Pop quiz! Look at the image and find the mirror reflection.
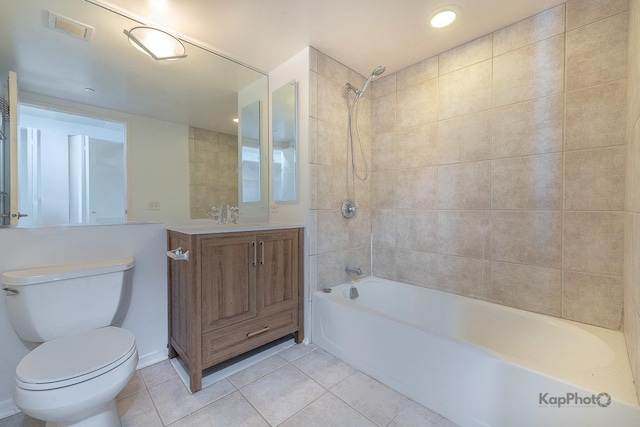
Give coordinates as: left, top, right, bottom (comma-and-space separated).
272, 81, 297, 202
241, 101, 261, 204
18, 105, 126, 225
0, 0, 269, 225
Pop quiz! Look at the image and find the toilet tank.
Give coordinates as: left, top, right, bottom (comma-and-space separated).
1, 257, 135, 343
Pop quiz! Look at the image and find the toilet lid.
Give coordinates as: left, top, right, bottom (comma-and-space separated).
16, 327, 136, 390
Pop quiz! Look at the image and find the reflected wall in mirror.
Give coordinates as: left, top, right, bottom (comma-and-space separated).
272, 81, 297, 202
18, 105, 127, 225
0, 0, 269, 225
189, 127, 238, 219
240, 101, 261, 204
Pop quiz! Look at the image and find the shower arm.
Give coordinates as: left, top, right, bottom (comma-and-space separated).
345, 65, 386, 100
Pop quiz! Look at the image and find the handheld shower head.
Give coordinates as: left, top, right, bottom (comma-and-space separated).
357, 65, 386, 99
372, 65, 386, 76
346, 64, 386, 183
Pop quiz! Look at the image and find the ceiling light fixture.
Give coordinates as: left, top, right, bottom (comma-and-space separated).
124, 26, 187, 61
428, 5, 461, 29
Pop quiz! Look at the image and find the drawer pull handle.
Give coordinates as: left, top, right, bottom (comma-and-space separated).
246, 326, 270, 338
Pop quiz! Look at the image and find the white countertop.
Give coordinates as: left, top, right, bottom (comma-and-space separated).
165, 220, 304, 235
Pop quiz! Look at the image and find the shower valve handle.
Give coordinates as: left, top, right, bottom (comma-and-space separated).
341, 200, 357, 219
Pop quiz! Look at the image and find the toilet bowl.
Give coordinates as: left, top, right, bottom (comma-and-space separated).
2, 257, 138, 427
13, 327, 138, 427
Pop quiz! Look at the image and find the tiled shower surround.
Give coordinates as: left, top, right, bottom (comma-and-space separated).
309, 0, 629, 334
626, 0, 640, 403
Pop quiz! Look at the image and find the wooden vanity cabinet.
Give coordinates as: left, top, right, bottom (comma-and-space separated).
167, 227, 303, 392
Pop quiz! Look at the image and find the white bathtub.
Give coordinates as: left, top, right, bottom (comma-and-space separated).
312, 277, 640, 427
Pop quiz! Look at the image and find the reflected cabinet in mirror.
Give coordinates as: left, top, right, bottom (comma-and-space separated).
272, 81, 297, 203
0, 0, 269, 226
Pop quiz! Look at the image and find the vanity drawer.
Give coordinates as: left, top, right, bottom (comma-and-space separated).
202, 308, 297, 366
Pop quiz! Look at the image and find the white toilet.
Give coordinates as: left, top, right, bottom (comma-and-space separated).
1, 257, 138, 427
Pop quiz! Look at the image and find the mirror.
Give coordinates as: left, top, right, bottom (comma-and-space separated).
0, 0, 269, 225
241, 101, 261, 203
272, 81, 297, 202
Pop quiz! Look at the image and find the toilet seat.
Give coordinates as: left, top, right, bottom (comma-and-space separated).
16, 326, 136, 391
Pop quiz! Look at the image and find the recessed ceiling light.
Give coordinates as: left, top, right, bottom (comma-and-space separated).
233, 118, 239, 123
428, 5, 461, 29
149, 0, 169, 13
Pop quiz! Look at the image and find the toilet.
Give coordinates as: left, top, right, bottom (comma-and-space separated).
1, 257, 138, 427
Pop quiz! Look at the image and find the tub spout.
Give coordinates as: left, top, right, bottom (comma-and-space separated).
345, 265, 362, 276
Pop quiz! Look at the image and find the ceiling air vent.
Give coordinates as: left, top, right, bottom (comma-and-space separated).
47, 11, 94, 41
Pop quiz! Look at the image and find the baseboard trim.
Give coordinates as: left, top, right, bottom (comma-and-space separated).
137, 349, 168, 370
0, 399, 20, 421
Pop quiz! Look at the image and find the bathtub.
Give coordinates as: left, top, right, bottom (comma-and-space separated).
312, 277, 640, 427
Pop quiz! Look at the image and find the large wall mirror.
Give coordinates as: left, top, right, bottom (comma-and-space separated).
0, 0, 269, 226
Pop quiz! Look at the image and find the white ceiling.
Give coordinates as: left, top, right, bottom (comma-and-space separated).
93, 0, 566, 76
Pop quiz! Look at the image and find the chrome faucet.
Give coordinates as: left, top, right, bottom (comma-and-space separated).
206, 205, 240, 224
345, 265, 362, 277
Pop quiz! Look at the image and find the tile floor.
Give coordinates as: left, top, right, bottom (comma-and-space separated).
0, 343, 457, 427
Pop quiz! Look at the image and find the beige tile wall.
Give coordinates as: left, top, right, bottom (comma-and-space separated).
310, 0, 628, 332
309, 49, 372, 293
189, 127, 239, 219
625, 0, 640, 402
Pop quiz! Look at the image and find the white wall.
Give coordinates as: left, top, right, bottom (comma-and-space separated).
127, 116, 189, 222
0, 223, 168, 418
268, 47, 311, 339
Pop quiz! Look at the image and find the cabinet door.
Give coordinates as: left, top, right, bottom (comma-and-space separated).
200, 233, 257, 332
256, 229, 299, 315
